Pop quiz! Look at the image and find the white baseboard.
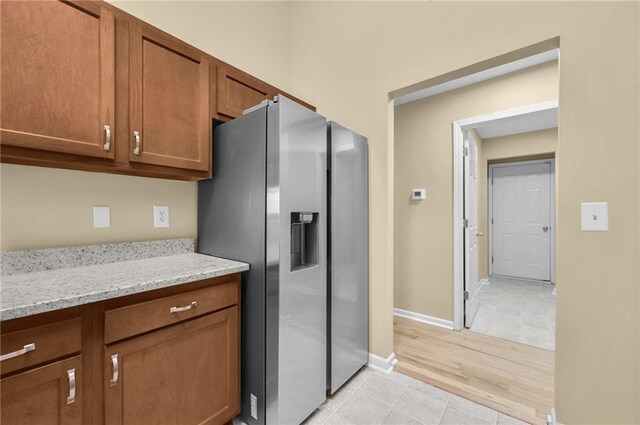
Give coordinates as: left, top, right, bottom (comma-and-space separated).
393, 308, 454, 330
479, 278, 489, 291
547, 408, 562, 425
368, 352, 397, 374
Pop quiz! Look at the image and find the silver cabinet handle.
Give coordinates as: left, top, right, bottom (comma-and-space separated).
170, 301, 197, 313
133, 130, 141, 155
110, 354, 119, 386
476, 232, 484, 237
67, 368, 76, 404
0, 343, 35, 362
103, 124, 111, 151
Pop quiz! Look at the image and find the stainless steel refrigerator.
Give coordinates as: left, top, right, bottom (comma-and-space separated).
327, 122, 369, 394
198, 96, 327, 425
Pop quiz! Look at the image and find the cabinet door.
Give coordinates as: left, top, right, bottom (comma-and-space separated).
0, 1, 114, 158
105, 307, 239, 425
129, 23, 210, 172
1, 355, 82, 425
216, 62, 274, 119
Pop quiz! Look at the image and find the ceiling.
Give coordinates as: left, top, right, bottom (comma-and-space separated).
473, 106, 558, 139
394, 49, 559, 107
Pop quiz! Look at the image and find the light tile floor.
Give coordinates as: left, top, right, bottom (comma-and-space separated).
469, 276, 556, 350
303, 367, 528, 425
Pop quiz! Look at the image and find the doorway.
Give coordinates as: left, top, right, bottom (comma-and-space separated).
455, 104, 558, 352
454, 101, 558, 332
469, 158, 556, 350
392, 42, 560, 424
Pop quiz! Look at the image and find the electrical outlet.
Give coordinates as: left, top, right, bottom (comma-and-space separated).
93, 206, 111, 228
153, 205, 170, 228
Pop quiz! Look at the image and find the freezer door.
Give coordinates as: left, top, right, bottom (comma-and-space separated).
266, 96, 328, 425
329, 122, 369, 394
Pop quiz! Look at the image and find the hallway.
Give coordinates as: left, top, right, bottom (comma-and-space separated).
469, 276, 555, 350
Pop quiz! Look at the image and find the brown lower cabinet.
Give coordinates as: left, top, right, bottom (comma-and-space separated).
0, 273, 240, 425
105, 307, 238, 425
1, 356, 83, 425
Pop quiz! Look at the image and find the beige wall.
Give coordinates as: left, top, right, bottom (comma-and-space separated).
393, 62, 558, 321
290, 2, 639, 423
1, 2, 639, 423
0, 165, 197, 250
107, 0, 293, 91
477, 128, 559, 280
0, 2, 293, 252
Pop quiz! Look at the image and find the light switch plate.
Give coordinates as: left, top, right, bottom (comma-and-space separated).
93, 206, 110, 228
154, 205, 170, 228
581, 202, 608, 231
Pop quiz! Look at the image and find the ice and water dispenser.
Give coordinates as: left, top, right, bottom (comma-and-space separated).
290, 212, 319, 271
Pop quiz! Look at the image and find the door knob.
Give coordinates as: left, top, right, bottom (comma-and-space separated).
543, 226, 550, 232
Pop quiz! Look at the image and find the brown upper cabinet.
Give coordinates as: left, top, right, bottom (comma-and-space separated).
214, 61, 317, 120
128, 23, 210, 172
215, 62, 275, 120
0, 0, 115, 159
0, 0, 314, 180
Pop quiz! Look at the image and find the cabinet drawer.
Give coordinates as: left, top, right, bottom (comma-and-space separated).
1, 318, 81, 375
104, 280, 239, 344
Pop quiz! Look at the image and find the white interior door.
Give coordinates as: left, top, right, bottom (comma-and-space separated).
491, 162, 552, 281
464, 133, 479, 327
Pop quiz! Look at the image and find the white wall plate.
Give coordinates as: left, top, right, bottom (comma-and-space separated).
154, 205, 170, 228
93, 206, 110, 228
581, 202, 608, 232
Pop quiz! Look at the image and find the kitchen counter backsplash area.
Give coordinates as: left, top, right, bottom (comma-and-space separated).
1, 238, 195, 276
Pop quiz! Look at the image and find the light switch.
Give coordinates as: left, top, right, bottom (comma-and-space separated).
93, 206, 111, 228
154, 205, 170, 228
581, 202, 608, 231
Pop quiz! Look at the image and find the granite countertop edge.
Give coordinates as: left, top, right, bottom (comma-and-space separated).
1, 253, 249, 321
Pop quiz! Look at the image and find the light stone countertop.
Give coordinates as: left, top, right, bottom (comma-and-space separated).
0, 253, 249, 321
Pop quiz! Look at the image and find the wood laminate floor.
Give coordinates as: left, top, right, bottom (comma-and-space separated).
394, 316, 554, 425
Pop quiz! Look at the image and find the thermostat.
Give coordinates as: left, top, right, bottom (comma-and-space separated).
411, 188, 426, 201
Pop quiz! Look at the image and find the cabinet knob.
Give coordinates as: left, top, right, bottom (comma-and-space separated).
103, 125, 111, 152
133, 131, 141, 155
